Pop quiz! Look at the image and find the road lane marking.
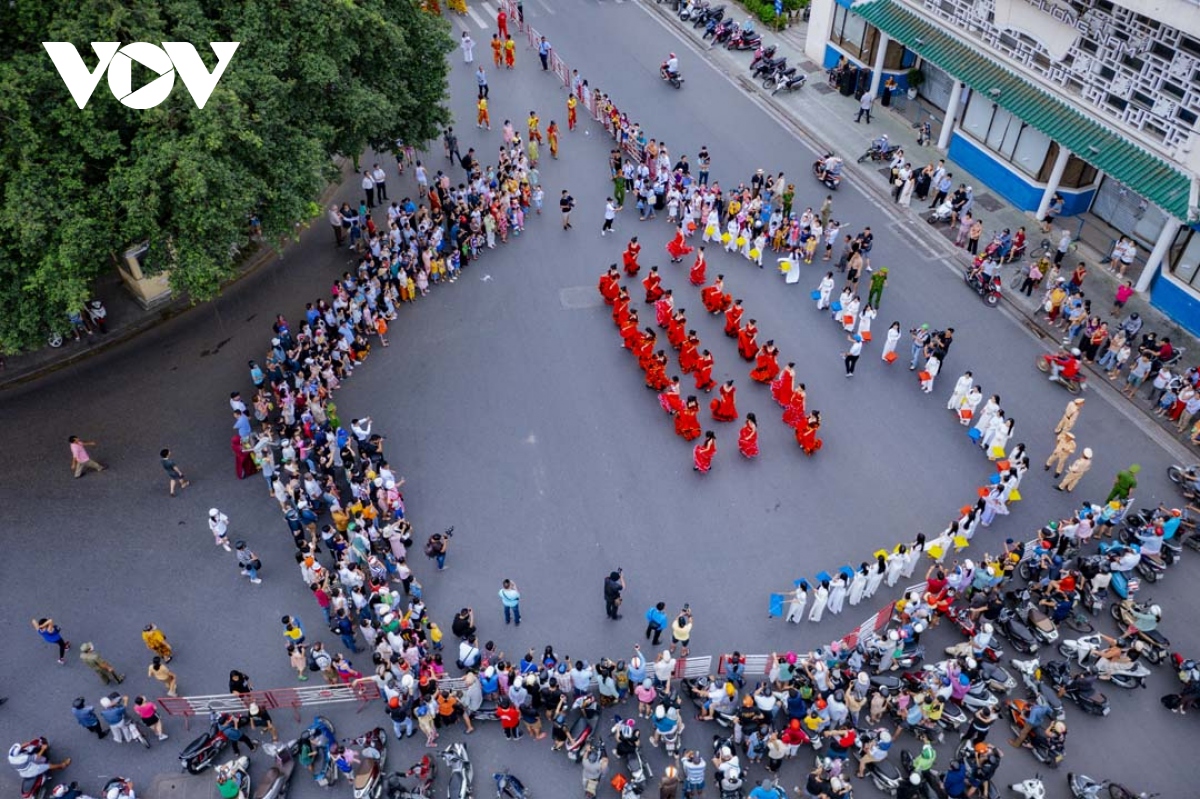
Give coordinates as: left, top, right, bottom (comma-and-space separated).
466, 6, 488, 27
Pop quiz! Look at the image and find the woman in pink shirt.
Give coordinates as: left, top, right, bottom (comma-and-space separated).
1112, 281, 1135, 316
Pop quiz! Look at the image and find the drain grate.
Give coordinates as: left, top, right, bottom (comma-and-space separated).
974, 193, 1002, 212
813, 83, 834, 94
800, 60, 821, 73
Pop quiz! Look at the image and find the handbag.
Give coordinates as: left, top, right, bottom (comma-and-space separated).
811, 290, 822, 301
831, 300, 843, 312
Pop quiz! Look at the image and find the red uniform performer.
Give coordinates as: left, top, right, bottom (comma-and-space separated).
675, 398, 702, 441
654, 292, 675, 328
666, 228, 694, 263
693, 350, 717, 392
620, 316, 641, 351
749, 342, 780, 383
658, 378, 683, 415
678, 336, 701, 373
693, 431, 717, 473
642, 268, 664, 303
738, 414, 759, 459
622, 237, 642, 277
700, 276, 727, 314
598, 268, 620, 305
688, 249, 707, 286
645, 351, 670, 391
666, 314, 687, 350
709, 380, 739, 422
724, 300, 744, 337
771, 363, 796, 407
782, 385, 807, 429
736, 320, 759, 361
797, 411, 823, 456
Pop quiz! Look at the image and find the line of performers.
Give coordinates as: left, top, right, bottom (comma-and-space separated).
599, 255, 823, 474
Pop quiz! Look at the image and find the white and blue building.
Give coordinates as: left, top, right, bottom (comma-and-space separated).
805, 0, 1200, 332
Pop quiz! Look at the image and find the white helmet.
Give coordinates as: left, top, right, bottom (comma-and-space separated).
910, 773, 922, 785
1151, 605, 1162, 617
965, 657, 978, 670
888, 630, 900, 641
400, 674, 414, 692
1071, 348, 1081, 357
982, 623, 993, 635
656, 705, 666, 719
720, 746, 732, 759
879, 730, 891, 743
209, 508, 219, 517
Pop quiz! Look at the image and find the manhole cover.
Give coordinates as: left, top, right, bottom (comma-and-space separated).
813, 83, 834, 94
975, 193, 1002, 212
800, 60, 821, 73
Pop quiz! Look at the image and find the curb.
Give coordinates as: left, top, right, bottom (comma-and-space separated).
645, 1, 1196, 459
0, 158, 352, 393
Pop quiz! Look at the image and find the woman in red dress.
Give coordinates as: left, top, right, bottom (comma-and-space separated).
611, 288, 631, 327
654, 290, 675, 328
700, 275, 726, 314
693, 430, 717, 473
797, 411, 823, 456
723, 299, 744, 337
658, 376, 684, 415
642, 266, 664, 304
688, 247, 708, 286
771, 362, 796, 407
598, 266, 621, 305
693, 350, 717, 392
620, 310, 641, 351
675, 397, 702, 441
622, 237, 642, 277
666, 226, 694, 263
666, 311, 688, 350
645, 351, 670, 391
232, 434, 257, 479
782, 383, 807, 428
738, 413, 759, 459
633, 328, 657, 370
736, 319, 759, 361
749, 341, 781, 383
678, 334, 701, 373
709, 380, 739, 422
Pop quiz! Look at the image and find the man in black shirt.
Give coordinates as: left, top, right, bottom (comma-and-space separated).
603, 569, 625, 619
560, 191, 575, 230
697, 147, 711, 187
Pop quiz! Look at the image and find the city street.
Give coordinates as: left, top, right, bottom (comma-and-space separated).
0, 1, 1194, 798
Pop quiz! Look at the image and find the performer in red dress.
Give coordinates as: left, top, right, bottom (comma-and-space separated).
633, 328, 656, 370
666, 226, 695, 263
658, 376, 684, 415
709, 380, 739, 422
700, 275, 727, 314
782, 383, 807, 429
675, 397, 702, 441
771, 362, 796, 407
645, 351, 670, 391
693, 350, 717, 392
598, 266, 621, 305
666, 310, 688, 350
797, 411, 823, 456
738, 413, 759, 459
642, 266, 664, 304
622, 237, 642, 277
611, 288, 631, 327
723, 299, 744, 337
688, 247, 707, 286
654, 290, 675, 328
749, 341, 781, 383
693, 430, 717, 473
736, 319, 759, 361
619, 311, 641, 351
678, 334, 701, 373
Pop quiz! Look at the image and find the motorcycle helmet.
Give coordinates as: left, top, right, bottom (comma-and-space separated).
587, 748, 600, 764
965, 658, 978, 670
719, 746, 732, 759
642, 678, 653, 689
400, 673, 414, 692
625, 719, 636, 729
982, 623, 993, 635
51, 786, 73, 799
1083, 448, 1093, 458
209, 508, 219, 517
879, 730, 891, 744
974, 742, 989, 755
910, 773, 922, 785
1151, 605, 1162, 617
558, 663, 568, 674
656, 705, 666, 719
388, 695, 399, 709
1071, 348, 1081, 357
73, 697, 86, 709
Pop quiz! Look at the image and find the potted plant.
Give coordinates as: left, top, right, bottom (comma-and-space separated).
905, 67, 925, 100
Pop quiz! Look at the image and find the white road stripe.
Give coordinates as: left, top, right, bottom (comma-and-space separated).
466, 5, 488, 27
536, 0, 556, 13
453, 14, 469, 32
480, 1, 498, 21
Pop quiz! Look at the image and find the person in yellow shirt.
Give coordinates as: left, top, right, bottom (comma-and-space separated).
477, 97, 490, 130
528, 112, 542, 143
141, 624, 172, 661
547, 120, 559, 158
504, 35, 516, 69
491, 34, 502, 67
567, 95, 577, 131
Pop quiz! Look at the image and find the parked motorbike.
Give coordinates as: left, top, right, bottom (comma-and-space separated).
693, 2, 723, 27
659, 63, 684, 89
963, 266, 1002, 307
768, 70, 806, 95
680, 0, 709, 21
680, 677, 736, 728
1004, 699, 1064, 768
1008, 776, 1046, 799
751, 55, 786, 80
927, 199, 954, 224
1035, 353, 1088, 394
853, 730, 901, 794
101, 779, 134, 799
386, 756, 437, 799
856, 135, 900, 163
1013, 589, 1059, 646
302, 716, 337, 787
492, 770, 528, 799
748, 43, 777, 72
996, 606, 1039, 654
812, 155, 842, 190
258, 740, 298, 799
348, 728, 388, 799
1008, 659, 1065, 719
178, 711, 231, 774
1068, 772, 1156, 799
728, 20, 761, 50
441, 743, 473, 799
1040, 660, 1109, 716
564, 697, 600, 761
1109, 598, 1170, 664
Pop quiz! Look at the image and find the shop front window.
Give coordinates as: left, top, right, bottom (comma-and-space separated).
1168, 228, 1200, 288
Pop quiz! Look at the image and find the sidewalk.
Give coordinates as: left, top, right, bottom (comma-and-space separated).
650, 1, 1200, 454
0, 159, 352, 392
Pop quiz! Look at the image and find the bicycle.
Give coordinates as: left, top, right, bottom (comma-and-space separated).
1026, 238, 1054, 262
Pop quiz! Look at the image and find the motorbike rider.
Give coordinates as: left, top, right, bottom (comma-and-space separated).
650, 704, 682, 748
869, 134, 889, 155
967, 742, 1002, 796
853, 729, 891, 778
1047, 347, 1082, 385
1108, 543, 1142, 573
8, 741, 71, 781
818, 154, 844, 180
663, 53, 680, 80
103, 779, 134, 799
580, 744, 608, 799
1125, 602, 1162, 635
1091, 635, 1145, 679
52, 784, 96, 799
611, 718, 641, 758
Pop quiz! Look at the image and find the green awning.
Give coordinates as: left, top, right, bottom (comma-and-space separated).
853, 0, 1192, 220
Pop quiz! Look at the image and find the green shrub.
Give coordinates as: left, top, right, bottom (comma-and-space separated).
739, 0, 807, 30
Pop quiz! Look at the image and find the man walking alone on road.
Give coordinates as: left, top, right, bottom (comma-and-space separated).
604, 569, 625, 619
499, 579, 522, 626
68, 435, 105, 478
855, 91, 874, 124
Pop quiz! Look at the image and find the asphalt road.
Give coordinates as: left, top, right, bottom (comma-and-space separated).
0, 1, 1194, 798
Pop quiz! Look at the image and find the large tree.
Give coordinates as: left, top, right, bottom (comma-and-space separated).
0, 0, 453, 353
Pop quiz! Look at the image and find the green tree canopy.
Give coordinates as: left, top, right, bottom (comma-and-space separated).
0, 0, 453, 353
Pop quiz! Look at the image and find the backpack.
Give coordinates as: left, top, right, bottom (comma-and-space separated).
424, 537, 438, 558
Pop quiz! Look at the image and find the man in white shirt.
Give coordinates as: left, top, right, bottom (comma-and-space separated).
328, 204, 345, 246
361, 171, 376, 210
351, 417, 372, 443
601, 198, 617, 235
371, 164, 388, 201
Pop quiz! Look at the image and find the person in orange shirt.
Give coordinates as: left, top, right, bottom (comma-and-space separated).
491, 34, 502, 67
547, 120, 559, 159
504, 35, 516, 69
567, 95, 578, 131
527, 112, 542, 144
477, 97, 490, 130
